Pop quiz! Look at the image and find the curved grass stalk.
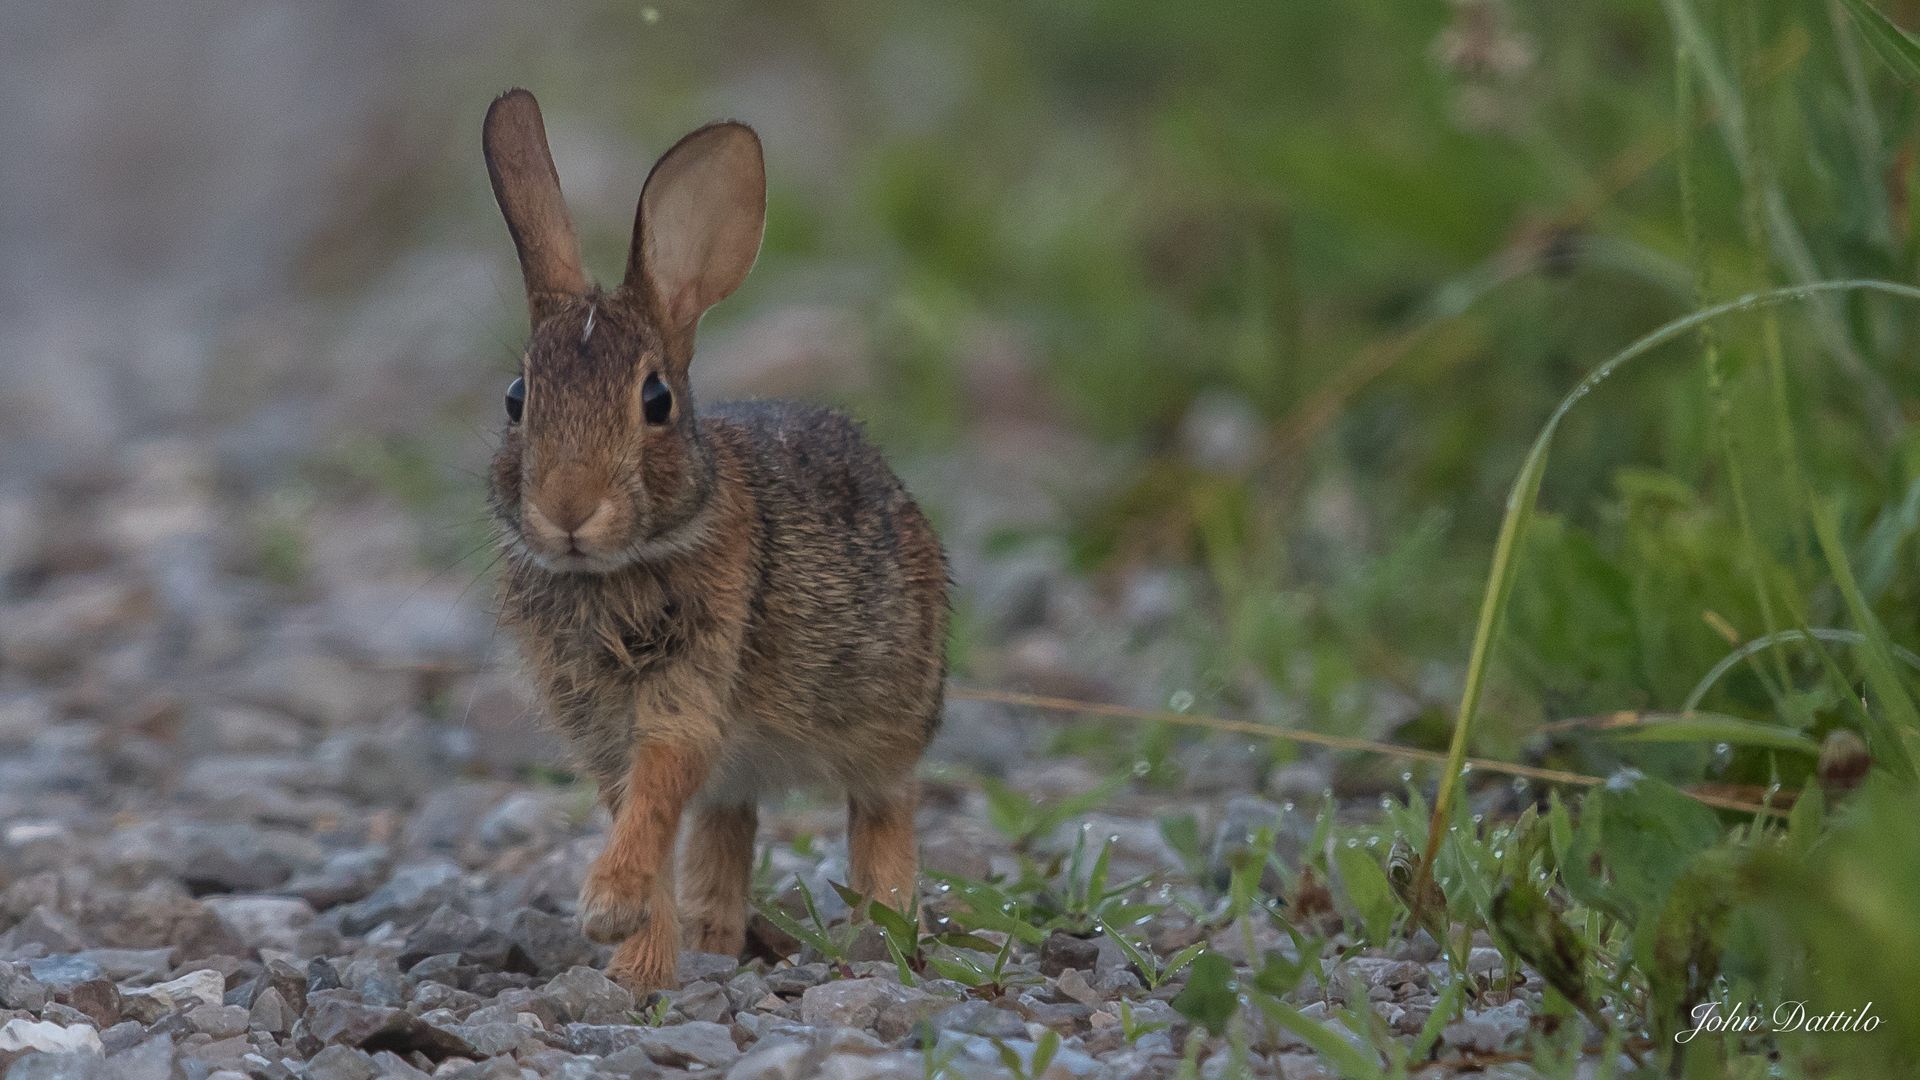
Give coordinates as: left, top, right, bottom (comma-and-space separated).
1683, 628, 1920, 714
1414, 279, 1920, 914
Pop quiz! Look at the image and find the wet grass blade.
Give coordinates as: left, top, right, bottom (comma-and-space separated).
1416, 279, 1920, 907
1597, 713, 1819, 755
1809, 501, 1920, 779
1683, 628, 1920, 712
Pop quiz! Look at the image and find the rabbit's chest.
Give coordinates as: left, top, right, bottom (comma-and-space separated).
582, 598, 690, 680
524, 587, 697, 726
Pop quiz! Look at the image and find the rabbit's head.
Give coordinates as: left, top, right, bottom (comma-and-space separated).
482, 89, 764, 573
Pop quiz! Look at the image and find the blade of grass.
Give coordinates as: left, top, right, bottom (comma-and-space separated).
1809, 501, 1920, 779
1677, 35, 1797, 703
947, 685, 1790, 815
1838, 0, 1920, 83
1664, 0, 1903, 438
1415, 279, 1920, 914
1828, 0, 1894, 248
1683, 627, 1920, 712
1597, 713, 1819, 755
1248, 996, 1386, 1080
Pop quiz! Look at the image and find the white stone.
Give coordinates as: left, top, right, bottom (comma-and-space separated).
0, 1018, 105, 1057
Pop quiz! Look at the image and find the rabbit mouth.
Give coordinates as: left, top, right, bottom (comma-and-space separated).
536, 547, 633, 574
514, 495, 640, 574
513, 528, 639, 575
502, 487, 717, 575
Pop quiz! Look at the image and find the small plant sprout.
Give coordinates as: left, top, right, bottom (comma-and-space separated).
1095, 916, 1207, 991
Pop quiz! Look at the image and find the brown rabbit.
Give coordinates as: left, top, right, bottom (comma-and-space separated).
480, 89, 948, 990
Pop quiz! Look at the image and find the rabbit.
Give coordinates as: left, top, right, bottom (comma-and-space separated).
479, 89, 949, 990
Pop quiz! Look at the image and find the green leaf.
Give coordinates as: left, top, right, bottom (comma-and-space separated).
1117, 998, 1170, 1042
1158, 813, 1204, 867
1162, 942, 1207, 983
1489, 876, 1591, 1015
933, 874, 1047, 944
1683, 628, 1920, 713
829, 881, 866, 911
981, 778, 1034, 840
752, 897, 836, 958
1087, 840, 1114, 903
868, 898, 918, 947
1249, 996, 1386, 1080
885, 935, 916, 986
931, 931, 1002, 953
992, 1037, 1024, 1075
1646, 849, 1737, 1049
1785, 783, 1825, 859
1096, 902, 1165, 925
1596, 712, 1819, 754
1331, 843, 1395, 942
1097, 918, 1160, 987
1590, 771, 1722, 922
1252, 950, 1308, 998
1546, 790, 1573, 874
1411, 979, 1463, 1061
1839, 0, 1920, 84
1170, 952, 1238, 1036
989, 935, 1015, 981
924, 952, 987, 987
794, 877, 829, 934
1030, 1029, 1061, 1077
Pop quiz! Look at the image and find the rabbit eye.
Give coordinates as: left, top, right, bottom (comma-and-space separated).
505, 376, 525, 423
641, 373, 672, 425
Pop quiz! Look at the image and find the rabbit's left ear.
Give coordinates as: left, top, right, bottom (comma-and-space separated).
624, 122, 765, 343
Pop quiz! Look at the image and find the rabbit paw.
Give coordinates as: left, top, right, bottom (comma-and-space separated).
578, 865, 656, 944
608, 933, 678, 992
682, 908, 747, 957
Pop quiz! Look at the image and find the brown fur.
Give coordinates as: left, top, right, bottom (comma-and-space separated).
849, 779, 920, 910
678, 801, 757, 955
481, 90, 948, 990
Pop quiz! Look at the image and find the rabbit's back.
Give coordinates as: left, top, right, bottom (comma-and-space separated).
700, 400, 948, 792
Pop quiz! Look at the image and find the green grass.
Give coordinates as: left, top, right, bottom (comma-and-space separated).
922, 0, 1920, 1071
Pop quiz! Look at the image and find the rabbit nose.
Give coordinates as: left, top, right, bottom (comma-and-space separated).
545, 495, 596, 536
537, 464, 606, 535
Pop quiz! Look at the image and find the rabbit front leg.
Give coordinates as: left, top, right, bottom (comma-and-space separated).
581, 735, 713, 991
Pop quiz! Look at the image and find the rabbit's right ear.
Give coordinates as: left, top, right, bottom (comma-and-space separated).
483, 89, 589, 326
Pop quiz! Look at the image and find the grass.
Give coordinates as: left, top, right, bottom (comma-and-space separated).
915, 1, 1920, 1071
1418, 278, 1920, 911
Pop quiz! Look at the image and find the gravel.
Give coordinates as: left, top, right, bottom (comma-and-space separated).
0, 440, 1561, 1078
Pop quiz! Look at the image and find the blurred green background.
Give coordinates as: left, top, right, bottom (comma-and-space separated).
6, 0, 1920, 785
